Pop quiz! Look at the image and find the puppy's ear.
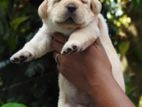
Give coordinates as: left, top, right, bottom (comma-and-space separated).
91, 0, 102, 14
38, 0, 48, 19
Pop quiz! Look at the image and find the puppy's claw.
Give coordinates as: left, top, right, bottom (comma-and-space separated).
19, 55, 27, 62
11, 58, 20, 63
61, 43, 79, 55
10, 50, 33, 63
72, 45, 77, 50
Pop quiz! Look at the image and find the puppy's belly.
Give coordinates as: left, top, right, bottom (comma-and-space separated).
58, 74, 95, 107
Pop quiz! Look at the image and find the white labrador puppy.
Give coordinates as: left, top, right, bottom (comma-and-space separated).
10, 0, 125, 106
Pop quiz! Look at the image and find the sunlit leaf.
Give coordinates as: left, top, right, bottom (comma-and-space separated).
139, 96, 142, 107
10, 16, 29, 30
118, 41, 130, 56
1, 103, 27, 107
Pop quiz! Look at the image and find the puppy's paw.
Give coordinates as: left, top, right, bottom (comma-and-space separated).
61, 41, 85, 55
10, 50, 33, 63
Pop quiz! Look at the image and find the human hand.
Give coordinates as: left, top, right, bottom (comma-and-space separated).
51, 33, 112, 92
51, 33, 135, 107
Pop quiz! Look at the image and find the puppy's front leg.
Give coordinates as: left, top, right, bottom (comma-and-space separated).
10, 24, 52, 63
61, 20, 100, 54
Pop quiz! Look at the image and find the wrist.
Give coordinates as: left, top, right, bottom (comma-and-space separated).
87, 71, 135, 107
86, 70, 114, 100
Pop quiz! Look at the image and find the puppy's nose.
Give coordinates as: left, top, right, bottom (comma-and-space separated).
67, 3, 77, 13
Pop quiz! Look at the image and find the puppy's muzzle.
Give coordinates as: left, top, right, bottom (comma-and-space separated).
66, 3, 77, 13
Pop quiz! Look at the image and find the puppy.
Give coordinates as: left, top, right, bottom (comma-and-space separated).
10, 0, 125, 106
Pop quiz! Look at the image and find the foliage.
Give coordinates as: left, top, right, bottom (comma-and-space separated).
0, 0, 58, 107
1, 102, 27, 107
102, 0, 142, 106
0, 0, 142, 107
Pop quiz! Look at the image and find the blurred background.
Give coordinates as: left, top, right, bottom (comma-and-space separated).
0, 0, 142, 107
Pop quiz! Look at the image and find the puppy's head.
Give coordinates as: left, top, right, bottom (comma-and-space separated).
38, 0, 102, 28
38, 0, 48, 19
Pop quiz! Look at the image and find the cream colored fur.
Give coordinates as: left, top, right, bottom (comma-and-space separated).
10, 0, 125, 106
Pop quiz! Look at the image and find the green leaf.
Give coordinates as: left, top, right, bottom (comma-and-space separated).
118, 41, 130, 56
10, 16, 29, 30
0, 0, 8, 10
1, 103, 27, 107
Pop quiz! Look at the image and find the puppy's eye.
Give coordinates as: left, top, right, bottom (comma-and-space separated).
81, 0, 88, 4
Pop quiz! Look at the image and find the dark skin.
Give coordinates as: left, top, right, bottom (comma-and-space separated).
51, 33, 135, 107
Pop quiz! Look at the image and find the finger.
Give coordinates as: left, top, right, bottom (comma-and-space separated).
53, 52, 63, 66
93, 38, 101, 46
51, 38, 64, 53
92, 38, 111, 65
53, 32, 68, 43
53, 52, 60, 64
95, 38, 102, 46
92, 38, 104, 49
